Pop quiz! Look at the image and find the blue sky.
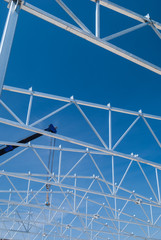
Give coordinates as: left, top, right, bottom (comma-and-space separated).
0, 0, 161, 192
0, 0, 161, 239
0, 0, 161, 112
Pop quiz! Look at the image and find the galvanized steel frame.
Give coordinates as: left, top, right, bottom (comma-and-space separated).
0, 0, 161, 239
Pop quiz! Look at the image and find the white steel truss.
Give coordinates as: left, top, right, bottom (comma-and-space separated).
0, 85, 161, 239
0, 0, 161, 239
0, 0, 161, 96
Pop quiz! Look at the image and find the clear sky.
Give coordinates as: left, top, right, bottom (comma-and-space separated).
0, 0, 161, 239
0, 0, 161, 112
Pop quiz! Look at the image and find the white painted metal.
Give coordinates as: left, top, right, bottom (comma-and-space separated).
91, 0, 161, 31
56, 0, 92, 34
3, 0, 161, 75
0, 0, 161, 239
0, 0, 20, 96
95, 0, 100, 38
4, 85, 161, 121
0, 85, 161, 239
103, 23, 147, 42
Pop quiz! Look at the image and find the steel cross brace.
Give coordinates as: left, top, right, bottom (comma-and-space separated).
1, 0, 161, 81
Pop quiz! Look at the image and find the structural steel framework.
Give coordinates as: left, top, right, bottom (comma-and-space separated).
0, 85, 161, 240
0, 0, 161, 239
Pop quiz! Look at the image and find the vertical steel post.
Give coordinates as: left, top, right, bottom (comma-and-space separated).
70, 228, 72, 240
26, 87, 33, 125
7, 189, 12, 215
109, 106, 116, 219
91, 221, 93, 239
118, 212, 120, 240
26, 177, 30, 203
74, 174, 77, 212
95, 0, 100, 37
61, 210, 63, 235
155, 168, 161, 204
109, 106, 115, 194
58, 145, 62, 183
0, 0, 20, 96
86, 197, 88, 227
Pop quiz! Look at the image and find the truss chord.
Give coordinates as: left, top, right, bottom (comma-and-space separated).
3, 85, 161, 121
3, 1, 161, 75
0, 173, 159, 206
1, 171, 160, 210
91, 0, 161, 30
1, 213, 160, 240
1, 116, 160, 169
1, 0, 161, 236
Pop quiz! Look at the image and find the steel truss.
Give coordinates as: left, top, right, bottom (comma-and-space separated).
0, 0, 161, 239
0, 0, 161, 96
0, 85, 161, 239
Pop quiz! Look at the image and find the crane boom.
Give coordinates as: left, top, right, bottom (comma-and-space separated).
0, 124, 57, 156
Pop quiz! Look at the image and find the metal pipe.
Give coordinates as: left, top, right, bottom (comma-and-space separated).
91, 0, 161, 31
0, 0, 20, 96
95, 0, 100, 37
3, 85, 161, 121
2, 1, 161, 74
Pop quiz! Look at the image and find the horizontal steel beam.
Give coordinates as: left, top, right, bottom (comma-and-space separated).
0, 141, 110, 155
0, 173, 160, 209
91, 0, 161, 31
0, 185, 156, 217
0, 117, 161, 169
3, 85, 161, 121
4, 0, 161, 75
1, 214, 160, 235
0, 215, 155, 240
0, 172, 155, 204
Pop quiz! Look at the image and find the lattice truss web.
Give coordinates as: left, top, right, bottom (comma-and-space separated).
0, 85, 161, 240
1, 0, 161, 96
0, 0, 161, 240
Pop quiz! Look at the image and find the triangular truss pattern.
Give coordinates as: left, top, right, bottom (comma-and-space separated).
0, 86, 161, 239
0, 0, 161, 96
0, 0, 161, 239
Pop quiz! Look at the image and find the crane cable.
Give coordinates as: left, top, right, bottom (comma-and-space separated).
46, 137, 56, 206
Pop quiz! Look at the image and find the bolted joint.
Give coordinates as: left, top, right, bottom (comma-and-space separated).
138, 109, 143, 116
7, 0, 23, 10
13, 0, 24, 9
13, 0, 23, 4
144, 13, 151, 23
